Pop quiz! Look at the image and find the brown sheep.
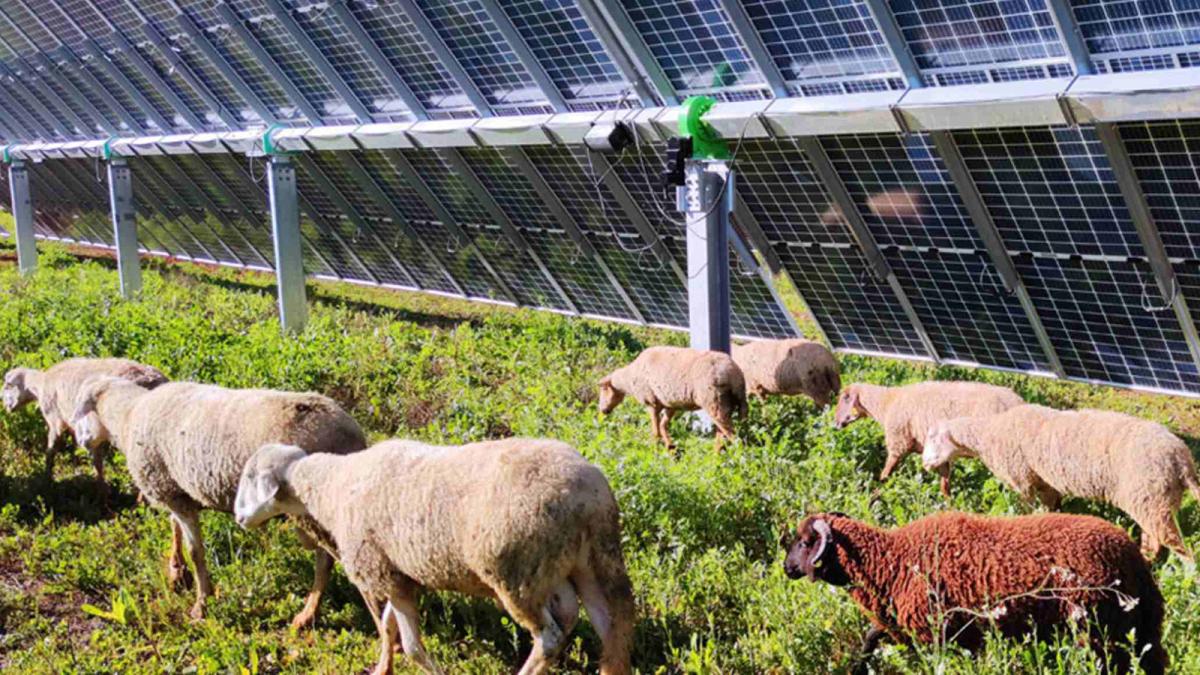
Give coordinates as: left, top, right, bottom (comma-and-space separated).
3, 358, 167, 494
783, 512, 1166, 675
833, 381, 1024, 496
234, 439, 634, 675
923, 404, 1200, 561
70, 376, 367, 625
598, 346, 747, 451
731, 338, 840, 406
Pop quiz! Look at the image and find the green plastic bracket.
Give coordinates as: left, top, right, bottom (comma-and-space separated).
101, 137, 118, 161
261, 124, 287, 156
1, 145, 12, 165
678, 96, 729, 160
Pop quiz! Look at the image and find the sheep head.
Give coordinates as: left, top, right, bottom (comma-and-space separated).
235, 444, 309, 529
69, 377, 121, 450
2, 368, 36, 411
921, 420, 975, 471
783, 515, 849, 585
833, 386, 864, 429
597, 376, 624, 414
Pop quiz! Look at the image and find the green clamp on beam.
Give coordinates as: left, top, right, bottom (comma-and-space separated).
678, 96, 729, 160
1, 145, 12, 165
101, 137, 119, 161
261, 124, 289, 156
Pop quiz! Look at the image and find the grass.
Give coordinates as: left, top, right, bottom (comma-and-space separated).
0, 240, 1197, 674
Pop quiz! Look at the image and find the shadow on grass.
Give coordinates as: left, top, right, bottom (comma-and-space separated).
0, 471, 135, 526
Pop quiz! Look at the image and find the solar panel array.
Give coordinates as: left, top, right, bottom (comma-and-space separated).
4, 0, 1200, 395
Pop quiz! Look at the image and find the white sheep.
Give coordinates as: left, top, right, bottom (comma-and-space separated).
70, 376, 367, 624
731, 338, 840, 406
234, 438, 635, 675
3, 358, 167, 493
599, 346, 747, 450
833, 381, 1024, 496
923, 404, 1200, 560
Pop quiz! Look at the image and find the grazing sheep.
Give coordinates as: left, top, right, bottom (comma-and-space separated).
783, 511, 1166, 675
731, 339, 840, 406
923, 404, 1200, 561
70, 376, 367, 625
2, 358, 167, 492
598, 346, 747, 450
833, 381, 1024, 496
234, 438, 635, 675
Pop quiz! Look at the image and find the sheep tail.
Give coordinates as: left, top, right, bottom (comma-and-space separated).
585, 510, 635, 675
1185, 464, 1200, 503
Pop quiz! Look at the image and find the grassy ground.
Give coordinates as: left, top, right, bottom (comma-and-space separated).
0, 241, 1197, 674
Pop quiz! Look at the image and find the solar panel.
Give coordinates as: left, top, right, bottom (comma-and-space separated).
779, 242, 929, 356
741, 0, 903, 95
457, 146, 640, 319
1072, 0, 1200, 72
1015, 253, 1197, 392
820, 132, 981, 250
1115, 120, 1200, 262
347, 0, 475, 116
890, 0, 1072, 85
522, 144, 689, 325
952, 125, 1142, 259
415, 0, 552, 114
618, 0, 771, 99
402, 148, 570, 309
496, 0, 631, 109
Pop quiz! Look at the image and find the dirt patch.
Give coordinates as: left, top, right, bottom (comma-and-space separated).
0, 554, 105, 659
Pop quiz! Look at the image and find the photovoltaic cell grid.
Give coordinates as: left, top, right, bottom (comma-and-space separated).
742, 0, 903, 96
498, 0, 630, 109
619, 0, 769, 98
402, 148, 569, 309
522, 144, 689, 326
952, 125, 1142, 259
1072, 0, 1200, 72
821, 132, 982, 250
457, 146, 639, 320
348, 0, 475, 115
604, 141, 796, 337
1015, 253, 1197, 390
1117, 120, 1200, 262
415, 0, 552, 114
734, 139, 852, 245
890, 0, 1072, 84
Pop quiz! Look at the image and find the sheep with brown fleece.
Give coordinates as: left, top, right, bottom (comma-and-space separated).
69, 376, 367, 625
731, 338, 840, 406
923, 404, 1200, 561
833, 381, 1024, 496
233, 438, 635, 675
783, 511, 1166, 675
598, 346, 747, 450
2, 358, 167, 492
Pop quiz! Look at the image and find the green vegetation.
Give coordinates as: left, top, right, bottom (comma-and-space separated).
0, 241, 1197, 673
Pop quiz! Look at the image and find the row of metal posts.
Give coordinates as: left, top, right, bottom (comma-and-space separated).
5, 154, 308, 333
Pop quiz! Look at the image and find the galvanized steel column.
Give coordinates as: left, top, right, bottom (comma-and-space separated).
267, 155, 307, 332
106, 156, 142, 297
7, 159, 37, 275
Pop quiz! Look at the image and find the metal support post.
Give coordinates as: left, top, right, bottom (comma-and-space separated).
678, 160, 732, 354
106, 157, 141, 297
7, 160, 37, 274
267, 156, 307, 332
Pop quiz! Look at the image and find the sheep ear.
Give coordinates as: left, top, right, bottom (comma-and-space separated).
4, 369, 24, 388
807, 518, 832, 577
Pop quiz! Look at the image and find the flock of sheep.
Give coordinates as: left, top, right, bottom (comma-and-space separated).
2, 335, 1198, 674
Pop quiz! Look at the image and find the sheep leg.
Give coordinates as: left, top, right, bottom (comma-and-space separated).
1142, 510, 1191, 562
659, 409, 676, 451
387, 593, 444, 675
647, 407, 662, 444
515, 605, 567, 675
289, 548, 333, 632
370, 601, 398, 675
878, 451, 904, 482
709, 405, 735, 452
851, 625, 887, 675
42, 420, 69, 482
165, 517, 193, 591
89, 446, 110, 507
174, 510, 214, 621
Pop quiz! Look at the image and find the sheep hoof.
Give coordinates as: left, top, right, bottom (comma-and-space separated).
289, 608, 317, 633
166, 561, 193, 592
188, 602, 206, 622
